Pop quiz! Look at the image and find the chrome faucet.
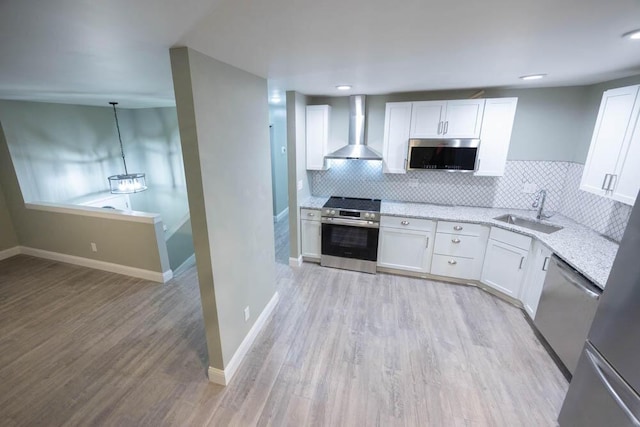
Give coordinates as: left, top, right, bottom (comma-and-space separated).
532, 189, 551, 220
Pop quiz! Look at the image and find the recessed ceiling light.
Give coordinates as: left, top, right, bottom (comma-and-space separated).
336, 85, 352, 91
520, 74, 547, 81
622, 29, 640, 40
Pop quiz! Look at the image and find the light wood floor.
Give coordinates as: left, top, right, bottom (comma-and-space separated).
0, 240, 567, 426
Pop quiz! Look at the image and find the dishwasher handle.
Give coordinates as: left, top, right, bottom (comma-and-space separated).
553, 256, 602, 300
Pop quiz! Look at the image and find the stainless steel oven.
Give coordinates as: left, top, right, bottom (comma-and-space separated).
320, 197, 381, 274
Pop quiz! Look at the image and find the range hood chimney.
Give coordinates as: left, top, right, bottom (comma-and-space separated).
325, 95, 382, 160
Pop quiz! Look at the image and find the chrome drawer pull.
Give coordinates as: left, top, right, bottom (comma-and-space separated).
451, 238, 461, 244
453, 226, 463, 231
401, 220, 410, 225
308, 212, 315, 217
448, 259, 457, 265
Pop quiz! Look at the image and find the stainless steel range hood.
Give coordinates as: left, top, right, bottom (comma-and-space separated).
325, 95, 382, 160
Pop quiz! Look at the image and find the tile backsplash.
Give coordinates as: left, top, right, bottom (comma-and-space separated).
310, 159, 632, 242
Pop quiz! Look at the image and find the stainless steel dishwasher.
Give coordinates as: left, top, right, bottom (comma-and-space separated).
534, 255, 602, 375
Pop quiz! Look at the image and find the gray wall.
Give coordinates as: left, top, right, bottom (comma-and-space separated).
286, 91, 309, 260
171, 47, 277, 370
269, 104, 288, 217
309, 85, 594, 164
0, 122, 170, 274
0, 180, 17, 251
0, 101, 191, 235
165, 218, 194, 271
0, 100, 123, 203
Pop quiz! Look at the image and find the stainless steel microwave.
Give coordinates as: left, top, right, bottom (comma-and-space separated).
407, 138, 480, 172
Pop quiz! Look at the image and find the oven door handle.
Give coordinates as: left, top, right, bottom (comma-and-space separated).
322, 217, 380, 229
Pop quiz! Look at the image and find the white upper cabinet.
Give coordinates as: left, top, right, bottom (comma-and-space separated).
382, 97, 516, 175
442, 99, 485, 138
612, 114, 640, 205
409, 101, 445, 138
474, 98, 518, 177
382, 102, 413, 174
306, 105, 331, 170
410, 99, 484, 139
581, 85, 640, 204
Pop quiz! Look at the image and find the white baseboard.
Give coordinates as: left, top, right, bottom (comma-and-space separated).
208, 291, 280, 386
0, 246, 20, 261
289, 255, 303, 267
162, 269, 174, 282
173, 253, 196, 275
207, 367, 226, 385
19, 246, 172, 283
273, 207, 289, 223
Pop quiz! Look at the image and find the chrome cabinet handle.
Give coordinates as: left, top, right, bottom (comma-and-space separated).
425, 237, 429, 248
404, 158, 407, 170
437, 121, 443, 134
453, 225, 463, 231
444, 121, 449, 135
448, 259, 457, 265
542, 256, 550, 271
608, 174, 617, 192
401, 220, 410, 225
519, 256, 525, 270
601, 174, 609, 190
451, 238, 461, 244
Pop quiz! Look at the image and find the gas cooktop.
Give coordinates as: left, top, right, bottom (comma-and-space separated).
323, 197, 381, 212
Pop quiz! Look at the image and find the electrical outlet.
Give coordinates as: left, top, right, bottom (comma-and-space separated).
90, 242, 97, 252
522, 182, 538, 194
244, 306, 250, 322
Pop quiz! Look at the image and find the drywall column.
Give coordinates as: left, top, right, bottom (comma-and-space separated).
170, 47, 277, 383
286, 91, 309, 265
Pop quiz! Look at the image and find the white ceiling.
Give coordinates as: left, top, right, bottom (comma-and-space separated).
1, 0, 639, 107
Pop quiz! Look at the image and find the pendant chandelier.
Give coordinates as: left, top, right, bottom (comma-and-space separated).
107, 102, 147, 194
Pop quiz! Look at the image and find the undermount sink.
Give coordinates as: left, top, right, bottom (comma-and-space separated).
494, 214, 563, 234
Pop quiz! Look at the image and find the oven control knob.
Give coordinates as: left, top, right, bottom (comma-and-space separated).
364, 213, 371, 218
330, 210, 336, 215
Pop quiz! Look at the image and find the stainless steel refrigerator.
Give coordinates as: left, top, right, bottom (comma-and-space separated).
559, 200, 640, 426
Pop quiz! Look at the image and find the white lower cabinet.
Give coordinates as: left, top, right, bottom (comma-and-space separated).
300, 209, 321, 259
481, 228, 532, 298
520, 241, 553, 318
431, 223, 488, 280
377, 217, 435, 273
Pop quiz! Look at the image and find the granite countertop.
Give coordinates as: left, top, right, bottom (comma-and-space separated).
299, 197, 618, 289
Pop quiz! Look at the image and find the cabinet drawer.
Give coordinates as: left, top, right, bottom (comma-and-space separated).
381, 216, 434, 232
301, 209, 321, 222
431, 254, 478, 280
437, 221, 482, 236
489, 227, 532, 251
434, 233, 482, 258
